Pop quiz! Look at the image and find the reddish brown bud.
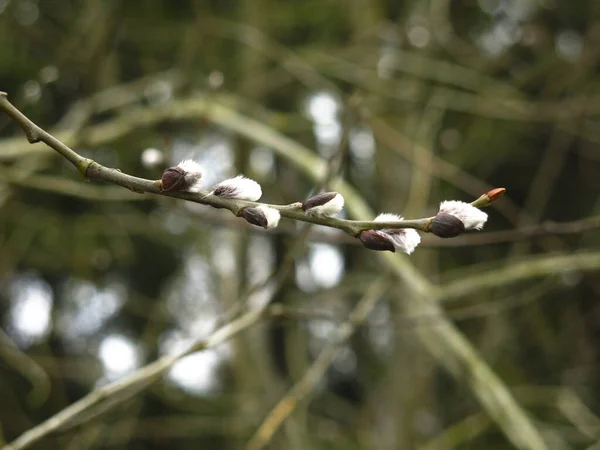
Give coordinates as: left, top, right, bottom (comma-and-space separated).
429, 213, 465, 238
160, 166, 186, 192
239, 207, 268, 229
359, 230, 395, 252
486, 187, 506, 203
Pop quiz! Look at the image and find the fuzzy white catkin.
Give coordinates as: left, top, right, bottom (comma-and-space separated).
177, 159, 203, 174
176, 159, 203, 193
304, 193, 344, 217
438, 200, 487, 230
374, 213, 421, 254
211, 175, 262, 201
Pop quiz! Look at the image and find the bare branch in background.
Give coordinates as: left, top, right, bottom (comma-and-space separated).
247, 280, 388, 450
0, 305, 267, 450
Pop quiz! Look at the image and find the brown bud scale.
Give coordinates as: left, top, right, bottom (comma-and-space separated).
302, 192, 338, 211
239, 207, 268, 229
429, 213, 465, 238
359, 230, 395, 252
160, 167, 186, 192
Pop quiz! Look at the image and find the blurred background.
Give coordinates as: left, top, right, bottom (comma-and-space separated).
1, 0, 600, 449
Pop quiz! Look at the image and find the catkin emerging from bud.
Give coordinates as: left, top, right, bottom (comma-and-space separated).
239, 205, 280, 229
160, 159, 203, 193
358, 214, 421, 254
428, 212, 465, 238
211, 175, 262, 201
302, 192, 345, 217
160, 166, 186, 192
373, 214, 421, 254
437, 200, 487, 231
359, 230, 395, 252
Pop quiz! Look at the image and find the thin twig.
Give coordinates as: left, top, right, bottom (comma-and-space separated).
0, 91, 489, 238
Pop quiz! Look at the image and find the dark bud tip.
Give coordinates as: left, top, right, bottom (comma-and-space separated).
302, 192, 338, 211
160, 167, 186, 192
359, 230, 395, 252
429, 213, 465, 238
239, 207, 268, 229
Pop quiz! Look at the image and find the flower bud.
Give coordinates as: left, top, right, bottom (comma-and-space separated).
429, 212, 465, 238
302, 192, 345, 217
359, 230, 395, 252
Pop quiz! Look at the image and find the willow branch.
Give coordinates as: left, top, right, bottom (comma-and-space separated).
4, 166, 596, 249
0, 93, 89, 175
0, 92, 495, 239
0, 166, 146, 201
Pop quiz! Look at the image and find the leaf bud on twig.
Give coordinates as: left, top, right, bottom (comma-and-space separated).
486, 187, 506, 203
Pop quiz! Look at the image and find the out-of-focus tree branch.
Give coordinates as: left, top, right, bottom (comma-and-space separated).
247, 279, 388, 450
0, 304, 268, 450
439, 251, 600, 302
0, 328, 51, 407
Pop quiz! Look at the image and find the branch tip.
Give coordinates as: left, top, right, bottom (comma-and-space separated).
486, 187, 506, 203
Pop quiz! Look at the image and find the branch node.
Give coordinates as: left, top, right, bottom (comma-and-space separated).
423, 218, 433, 232
77, 158, 95, 180
25, 130, 40, 144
